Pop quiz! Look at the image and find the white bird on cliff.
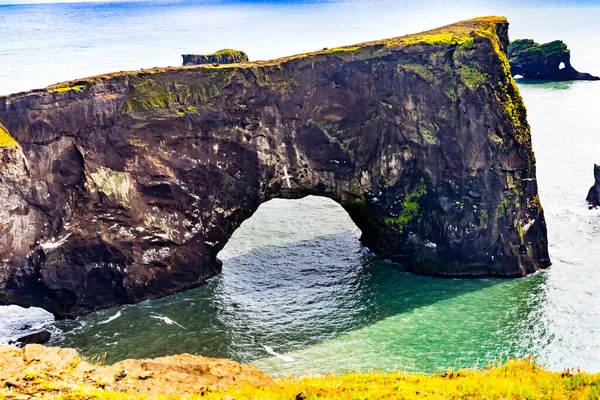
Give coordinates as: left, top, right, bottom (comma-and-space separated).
150, 315, 187, 329
262, 344, 295, 362
281, 165, 293, 189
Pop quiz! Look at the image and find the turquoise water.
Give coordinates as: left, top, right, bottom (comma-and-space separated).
1, 0, 600, 376
50, 198, 550, 375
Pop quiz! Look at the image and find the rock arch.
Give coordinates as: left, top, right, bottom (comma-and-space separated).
0, 17, 549, 317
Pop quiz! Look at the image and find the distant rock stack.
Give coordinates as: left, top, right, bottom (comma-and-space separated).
182, 49, 248, 66
587, 165, 600, 208
508, 39, 599, 81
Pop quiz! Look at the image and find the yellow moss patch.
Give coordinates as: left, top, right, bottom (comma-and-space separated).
384, 16, 506, 49
473, 22, 531, 144
202, 63, 239, 70
326, 45, 361, 54
48, 83, 88, 93
0, 123, 19, 148
387, 32, 475, 48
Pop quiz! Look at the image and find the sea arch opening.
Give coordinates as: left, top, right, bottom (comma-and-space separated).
218, 195, 363, 263
212, 195, 377, 362
215, 195, 374, 306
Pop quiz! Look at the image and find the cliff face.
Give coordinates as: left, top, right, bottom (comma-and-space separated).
508, 39, 599, 80
0, 17, 550, 318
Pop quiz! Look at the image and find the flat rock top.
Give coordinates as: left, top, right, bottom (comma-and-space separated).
2, 16, 508, 99
0, 344, 274, 397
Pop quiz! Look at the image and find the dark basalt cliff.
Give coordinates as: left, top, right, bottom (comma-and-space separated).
587, 164, 600, 208
0, 17, 550, 318
182, 49, 249, 66
508, 39, 599, 81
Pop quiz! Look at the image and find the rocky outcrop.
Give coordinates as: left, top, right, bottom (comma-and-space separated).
587, 165, 600, 208
0, 344, 273, 397
0, 346, 596, 399
9, 330, 51, 347
0, 17, 550, 318
508, 39, 599, 80
182, 49, 249, 66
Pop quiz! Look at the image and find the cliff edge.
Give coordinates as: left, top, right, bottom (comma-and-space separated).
0, 17, 550, 317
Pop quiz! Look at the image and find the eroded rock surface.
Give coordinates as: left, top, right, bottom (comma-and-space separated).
0, 17, 550, 317
0, 344, 273, 397
508, 39, 599, 80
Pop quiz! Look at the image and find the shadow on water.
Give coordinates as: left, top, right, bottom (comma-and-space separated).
515, 78, 576, 89
50, 229, 521, 367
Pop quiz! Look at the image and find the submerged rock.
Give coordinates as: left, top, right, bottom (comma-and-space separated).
0, 17, 550, 318
182, 49, 249, 66
508, 39, 599, 80
9, 331, 51, 347
586, 164, 600, 208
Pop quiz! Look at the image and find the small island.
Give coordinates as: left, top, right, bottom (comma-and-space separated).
508, 39, 599, 80
182, 49, 248, 66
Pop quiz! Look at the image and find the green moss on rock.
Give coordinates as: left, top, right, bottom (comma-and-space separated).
399, 64, 435, 82
121, 69, 234, 115
459, 65, 489, 87
385, 180, 427, 230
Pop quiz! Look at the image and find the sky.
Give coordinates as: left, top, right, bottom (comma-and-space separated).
2, 0, 122, 3
0, 0, 148, 4
2, 0, 599, 5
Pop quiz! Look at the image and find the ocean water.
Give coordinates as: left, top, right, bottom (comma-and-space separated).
1, 0, 600, 376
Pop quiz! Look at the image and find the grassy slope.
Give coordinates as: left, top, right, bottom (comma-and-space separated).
4, 360, 599, 399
